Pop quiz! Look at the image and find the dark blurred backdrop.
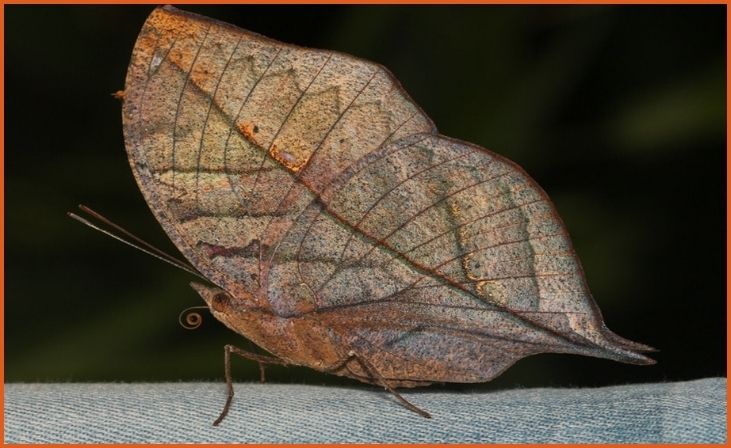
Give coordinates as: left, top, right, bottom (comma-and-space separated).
5, 6, 725, 389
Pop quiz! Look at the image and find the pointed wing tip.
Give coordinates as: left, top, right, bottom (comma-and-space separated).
599, 344, 657, 366
630, 352, 657, 366
616, 339, 658, 354
637, 344, 659, 354
585, 326, 658, 365
599, 325, 657, 353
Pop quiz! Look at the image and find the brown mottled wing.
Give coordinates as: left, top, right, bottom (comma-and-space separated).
125, 7, 652, 383
265, 135, 654, 383
122, 7, 435, 302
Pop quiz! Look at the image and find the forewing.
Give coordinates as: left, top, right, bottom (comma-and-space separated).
122, 7, 434, 301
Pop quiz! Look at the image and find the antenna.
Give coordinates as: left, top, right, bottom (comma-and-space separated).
67, 204, 207, 281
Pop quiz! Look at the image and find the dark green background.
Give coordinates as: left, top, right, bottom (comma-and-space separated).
6, 6, 725, 389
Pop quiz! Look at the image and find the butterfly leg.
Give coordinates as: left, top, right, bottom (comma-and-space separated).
213, 344, 289, 426
337, 350, 431, 419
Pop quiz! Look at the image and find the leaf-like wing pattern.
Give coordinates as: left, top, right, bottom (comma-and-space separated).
123, 7, 434, 304
124, 7, 653, 384
266, 134, 652, 381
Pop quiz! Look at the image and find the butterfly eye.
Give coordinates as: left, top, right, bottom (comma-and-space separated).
211, 292, 231, 312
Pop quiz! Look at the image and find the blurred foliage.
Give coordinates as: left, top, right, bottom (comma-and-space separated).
5, 6, 725, 389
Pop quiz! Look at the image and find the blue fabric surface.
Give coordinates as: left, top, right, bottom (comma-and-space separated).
3, 378, 726, 443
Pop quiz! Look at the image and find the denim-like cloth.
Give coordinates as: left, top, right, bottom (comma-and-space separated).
3, 378, 726, 443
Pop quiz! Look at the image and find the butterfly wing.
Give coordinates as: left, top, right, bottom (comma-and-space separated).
123, 6, 434, 302
124, 7, 653, 382
265, 134, 654, 383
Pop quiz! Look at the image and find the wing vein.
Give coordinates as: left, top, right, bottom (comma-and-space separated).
170, 25, 212, 192
316, 160, 506, 294
248, 53, 334, 201
222, 47, 283, 208
194, 35, 244, 208
334, 148, 481, 276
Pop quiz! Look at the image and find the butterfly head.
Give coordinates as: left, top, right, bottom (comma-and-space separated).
190, 281, 239, 321
189, 282, 272, 348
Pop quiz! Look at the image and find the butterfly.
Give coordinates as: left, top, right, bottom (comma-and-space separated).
73, 6, 655, 425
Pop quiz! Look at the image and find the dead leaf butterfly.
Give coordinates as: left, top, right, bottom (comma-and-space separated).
72, 6, 655, 425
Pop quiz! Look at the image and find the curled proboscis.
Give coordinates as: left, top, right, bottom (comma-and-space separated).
178, 306, 208, 330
